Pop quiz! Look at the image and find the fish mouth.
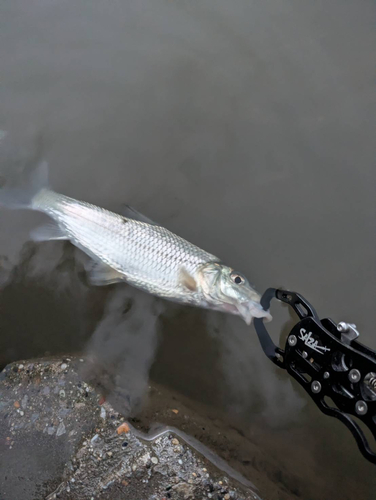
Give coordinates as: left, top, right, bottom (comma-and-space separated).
237, 302, 273, 325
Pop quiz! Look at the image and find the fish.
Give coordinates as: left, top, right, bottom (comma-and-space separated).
0, 161, 272, 324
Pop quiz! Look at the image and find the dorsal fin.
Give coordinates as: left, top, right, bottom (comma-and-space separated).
120, 205, 158, 225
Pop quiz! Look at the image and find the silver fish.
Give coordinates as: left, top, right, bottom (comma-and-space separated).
0, 161, 272, 324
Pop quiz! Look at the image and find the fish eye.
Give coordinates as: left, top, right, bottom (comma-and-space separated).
230, 272, 245, 285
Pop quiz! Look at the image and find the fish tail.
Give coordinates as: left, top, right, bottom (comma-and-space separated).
0, 160, 49, 210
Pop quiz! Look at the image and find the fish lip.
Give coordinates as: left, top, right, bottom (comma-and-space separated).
237, 302, 273, 325
261, 310, 273, 323
236, 302, 254, 325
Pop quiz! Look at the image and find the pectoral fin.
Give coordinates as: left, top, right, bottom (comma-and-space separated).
30, 222, 68, 241
179, 267, 197, 292
85, 260, 125, 286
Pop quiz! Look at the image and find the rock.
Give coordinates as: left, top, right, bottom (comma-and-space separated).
116, 422, 130, 434
31, 413, 39, 423
56, 422, 66, 437
42, 386, 50, 396
0, 357, 260, 500
172, 482, 195, 499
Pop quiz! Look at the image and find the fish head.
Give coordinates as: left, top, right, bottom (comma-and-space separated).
198, 263, 272, 325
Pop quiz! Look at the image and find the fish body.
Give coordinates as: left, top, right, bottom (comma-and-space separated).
0, 161, 272, 324
32, 188, 220, 306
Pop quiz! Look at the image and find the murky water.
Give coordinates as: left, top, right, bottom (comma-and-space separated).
1, 1, 375, 499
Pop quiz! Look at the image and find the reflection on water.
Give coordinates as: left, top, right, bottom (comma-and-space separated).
0, 0, 375, 499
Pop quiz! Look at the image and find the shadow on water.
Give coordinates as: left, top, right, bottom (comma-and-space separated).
0, 242, 107, 368
80, 286, 164, 417
151, 306, 226, 409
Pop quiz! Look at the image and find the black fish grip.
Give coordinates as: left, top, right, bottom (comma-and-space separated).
254, 288, 376, 464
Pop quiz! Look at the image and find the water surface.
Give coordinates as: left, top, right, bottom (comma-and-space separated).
0, 1, 375, 499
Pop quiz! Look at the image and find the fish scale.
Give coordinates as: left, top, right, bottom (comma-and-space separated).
0, 160, 271, 323
33, 189, 219, 301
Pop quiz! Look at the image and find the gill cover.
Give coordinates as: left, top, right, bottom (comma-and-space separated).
199, 263, 272, 324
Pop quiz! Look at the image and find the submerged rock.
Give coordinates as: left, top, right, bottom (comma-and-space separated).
0, 357, 260, 500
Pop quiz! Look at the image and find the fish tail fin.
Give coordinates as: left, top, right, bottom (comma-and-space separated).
0, 160, 49, 209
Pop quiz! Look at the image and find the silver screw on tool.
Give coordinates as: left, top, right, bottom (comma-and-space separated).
288, 335, 297, 346
355, 400, 368, 415
323, 372, 330, 379
337, 321, 357, 332
337, 322, 359, 343
311, 381, 322, 394
348, 369, 361, 383
337, 322, 350, 332
302, 351, 308, 359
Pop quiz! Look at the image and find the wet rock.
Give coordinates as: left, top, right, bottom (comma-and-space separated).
117, 422, 130, 434
58, 408, 71, 417
56, 422, 66, 436
172, 482, 195, 499
91, 433, 100, 445
0, 357, 260, 500
31, 413, 39, 423
42, 386, 50, 396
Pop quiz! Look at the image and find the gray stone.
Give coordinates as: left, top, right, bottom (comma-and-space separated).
56, 422, 66, 437
0, 357, 260, 500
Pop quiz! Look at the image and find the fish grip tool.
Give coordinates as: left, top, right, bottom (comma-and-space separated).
254, 288, 376, 464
